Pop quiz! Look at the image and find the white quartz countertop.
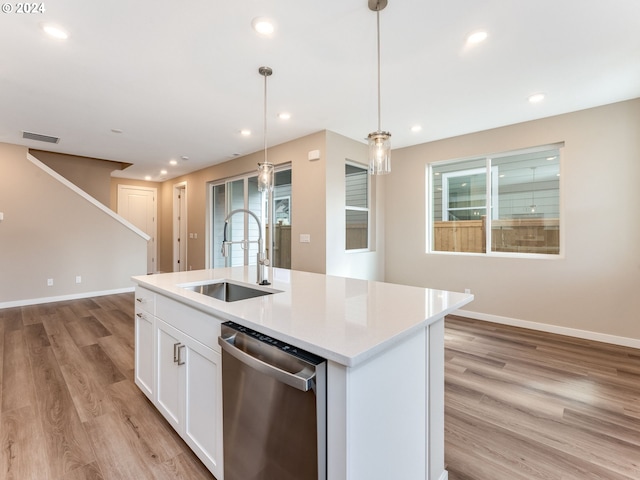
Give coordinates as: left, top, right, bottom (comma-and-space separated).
132, 267, 473, 367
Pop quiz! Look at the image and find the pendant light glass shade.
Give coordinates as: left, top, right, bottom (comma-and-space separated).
368, 0, 391, 175
368, 131, 391, 175
257, 161, 274, 192
257, 66, 274, 192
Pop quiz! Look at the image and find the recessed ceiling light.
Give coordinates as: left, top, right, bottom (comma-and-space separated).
180, 155, 189, 161
144, 176, 151, 181
111, 128, 123, 134
278, 112, 291, 120
252, 17, 275, 36
410, 125, 422, 133
466, 30, 488, 45
528, 93, 545, 103
41, 23, 69, 40
169, 160, 178, 166
160, 169, 168, 175
240, 129, 251, 136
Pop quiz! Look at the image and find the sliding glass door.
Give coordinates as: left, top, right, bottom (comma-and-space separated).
210, 176, 261, 268
210, 167, 292, 270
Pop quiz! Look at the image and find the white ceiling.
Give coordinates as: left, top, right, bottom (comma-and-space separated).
2, 0, 639, 181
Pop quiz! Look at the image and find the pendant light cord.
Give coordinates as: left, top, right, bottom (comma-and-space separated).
376, 9, 382, 133
263, 72, 268, 164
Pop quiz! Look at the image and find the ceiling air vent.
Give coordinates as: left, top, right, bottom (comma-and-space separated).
22, 131, 60, 144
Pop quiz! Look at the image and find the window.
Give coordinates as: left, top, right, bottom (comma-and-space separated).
345, 163, 369, 250
430, 145, 561, 255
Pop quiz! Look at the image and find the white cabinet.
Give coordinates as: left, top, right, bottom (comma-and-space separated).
156, 320, 183, 430
183, 331, 222, 476
155, 319, 223, 478
134, 289, 224, 480
134, 287, 155, 400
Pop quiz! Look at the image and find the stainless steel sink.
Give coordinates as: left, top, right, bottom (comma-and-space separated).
181, 281, 278, 302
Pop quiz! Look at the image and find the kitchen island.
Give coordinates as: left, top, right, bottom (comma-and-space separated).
132, 267, 473, 480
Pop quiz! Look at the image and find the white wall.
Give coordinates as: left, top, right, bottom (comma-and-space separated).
0, 143, 148, 306
385, 99, 640, 342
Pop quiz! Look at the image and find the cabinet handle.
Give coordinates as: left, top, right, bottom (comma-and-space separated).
177, 345, 186, 366
136, 297, 144, 303
173, 342, 182, 363
136, 313, 144, 319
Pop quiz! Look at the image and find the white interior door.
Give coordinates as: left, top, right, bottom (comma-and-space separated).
118, 185, 157, 273
174, 183, 187, 272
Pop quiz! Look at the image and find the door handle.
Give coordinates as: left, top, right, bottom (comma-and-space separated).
218, 334, 316, 392
173, 342, 182, 363
177, 345, 186, 366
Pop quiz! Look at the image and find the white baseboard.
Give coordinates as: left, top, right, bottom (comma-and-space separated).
455, 309, 640, 350
0, 287, 135, 309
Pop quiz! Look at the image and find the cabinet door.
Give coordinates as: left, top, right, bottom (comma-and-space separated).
134, 309, 155, 400
183, 340, 223, 478
156, 320, 184, 432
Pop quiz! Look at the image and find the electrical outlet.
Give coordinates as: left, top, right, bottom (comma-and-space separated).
76, 276, 82, 284
300, 234, 311, 243
464, 288, 471, 294
47, 278, 54, 286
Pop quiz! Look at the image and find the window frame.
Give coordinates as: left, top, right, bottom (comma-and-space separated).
345, 161, 371, 252
427, 143, 564, 259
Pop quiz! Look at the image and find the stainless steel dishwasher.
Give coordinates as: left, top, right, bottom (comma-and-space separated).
218, 321, 327, 480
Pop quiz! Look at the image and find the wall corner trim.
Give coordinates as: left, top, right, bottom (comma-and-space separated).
26, 152, 151, 241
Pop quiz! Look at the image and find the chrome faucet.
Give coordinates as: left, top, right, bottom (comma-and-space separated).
221, 209, 270, 285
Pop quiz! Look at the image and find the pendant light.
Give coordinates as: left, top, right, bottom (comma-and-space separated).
257, 66, 275, 192
367, 0, 391, 175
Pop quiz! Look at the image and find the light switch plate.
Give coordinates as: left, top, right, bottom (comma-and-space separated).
300, 234, 311, 243
0, 212, 4, 221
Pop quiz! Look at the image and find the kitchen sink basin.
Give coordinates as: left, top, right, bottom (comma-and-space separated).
181, 280, 278, 302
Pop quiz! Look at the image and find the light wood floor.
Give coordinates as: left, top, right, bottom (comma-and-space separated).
2, 295, 639, 479
445, 315, 640, 480
0, 293, 214, 480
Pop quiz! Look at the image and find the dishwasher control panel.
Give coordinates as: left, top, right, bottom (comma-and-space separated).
221, 321, 325, 365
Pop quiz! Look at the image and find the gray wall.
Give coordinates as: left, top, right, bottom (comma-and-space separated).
154, 130, 385, 280
385, 99, 640, 342
0, 143, 148, 305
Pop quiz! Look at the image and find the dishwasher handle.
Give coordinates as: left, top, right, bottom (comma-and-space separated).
218, 334, 316, 392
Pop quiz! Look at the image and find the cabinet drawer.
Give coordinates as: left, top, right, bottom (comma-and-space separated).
156, 295, 222, 352
135, 287, 156, 315
134, 306, 154, 323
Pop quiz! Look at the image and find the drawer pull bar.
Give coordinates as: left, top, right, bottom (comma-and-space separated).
173, 342, 182, 363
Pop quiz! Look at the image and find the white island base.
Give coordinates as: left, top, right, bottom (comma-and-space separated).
327, 320, 447, 480
132, 267, 472, 480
